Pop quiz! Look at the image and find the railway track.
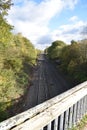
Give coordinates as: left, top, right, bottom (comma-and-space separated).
37, 60, 49, 104
24, 54, 72, 110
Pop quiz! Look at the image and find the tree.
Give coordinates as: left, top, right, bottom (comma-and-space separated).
59, 41, 87, 83
81, 25, 87, 39
71, 40, 78, 45
60, 43, 82, 72
52, 40, 66, 47
0, 0, 13, 44
79, 39, 87, 62
0, 1, 38, 121
0, 0, 12, 16
47, 40, 66, 59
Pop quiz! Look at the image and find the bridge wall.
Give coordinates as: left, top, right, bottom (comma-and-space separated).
0, 81, 87, 130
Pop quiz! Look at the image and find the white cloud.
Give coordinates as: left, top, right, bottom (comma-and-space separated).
51, 21, 87, 44
9, 0, 65, 25
64, 0, 79, 9
7, 0, 80, 49
69, 16, 78, 22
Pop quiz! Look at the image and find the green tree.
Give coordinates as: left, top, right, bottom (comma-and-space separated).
79, 39, 87, 62
47, 40, 66, 59
0, 0, 13, 45
0, 0, 12, 15
60, 41, 87, 83
71, 40, 78, 45
60, 43, 82, 73
0, 0, 38, 121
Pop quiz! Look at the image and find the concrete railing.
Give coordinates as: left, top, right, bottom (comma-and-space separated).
0, 81, 87, 130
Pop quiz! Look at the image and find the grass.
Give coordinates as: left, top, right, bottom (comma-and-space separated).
71, 115, 87, 130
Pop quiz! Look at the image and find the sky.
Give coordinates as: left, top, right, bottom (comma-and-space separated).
7, 0, 87, 49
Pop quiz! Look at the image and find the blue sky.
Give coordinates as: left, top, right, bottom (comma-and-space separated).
7, 0, 87, 49
50, 0, 87, 29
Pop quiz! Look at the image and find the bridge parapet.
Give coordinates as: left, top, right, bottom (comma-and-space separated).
0, 81, 87, 130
